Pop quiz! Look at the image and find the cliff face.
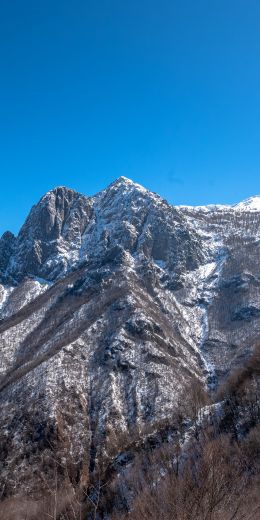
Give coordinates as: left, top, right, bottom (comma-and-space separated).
0, 177, 259, 499
1, 187, 93, 283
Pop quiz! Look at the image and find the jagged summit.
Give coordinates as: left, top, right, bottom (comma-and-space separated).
109, 175, 139, 186
0, 179, 259, 284
104, 175, 150, 195
1, 185, 92, 282
41, 185, 84, 201
0, 176, 259, 503
110, 175, 133, 185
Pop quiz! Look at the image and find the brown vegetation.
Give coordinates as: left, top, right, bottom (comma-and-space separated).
1, 347, 260, 519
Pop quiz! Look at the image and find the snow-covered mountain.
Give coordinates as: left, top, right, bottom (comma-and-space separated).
232, 195, 260, 211
0, 177, 259, 500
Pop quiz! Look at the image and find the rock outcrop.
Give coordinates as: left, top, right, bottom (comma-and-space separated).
0, 177, 259, 500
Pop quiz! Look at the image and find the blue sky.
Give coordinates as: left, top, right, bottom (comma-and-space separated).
0, 0, 260, 235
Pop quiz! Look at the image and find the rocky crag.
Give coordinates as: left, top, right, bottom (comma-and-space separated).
0, 177, 259, 500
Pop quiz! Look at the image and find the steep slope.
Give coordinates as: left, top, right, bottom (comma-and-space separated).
177, 201, 260, 382
1, 186, 92, 283
0, 177, 259, 505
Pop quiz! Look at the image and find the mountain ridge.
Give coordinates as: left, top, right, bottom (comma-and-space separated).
0, 177, 259, 508
1, 176, 259, 241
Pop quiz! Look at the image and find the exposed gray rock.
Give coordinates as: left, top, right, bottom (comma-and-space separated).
0, 231, 16, 281
231, 305, 260, 321
4, 187, 93, 282
0, 178, 259, 500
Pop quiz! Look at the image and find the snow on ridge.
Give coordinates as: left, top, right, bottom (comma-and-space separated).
110, 176, 147, 192
40, 181, 260, 216
232, 195, 260, 211
176, 195, 260, 213
176, 204, 230, 213
94, 176, 163, 207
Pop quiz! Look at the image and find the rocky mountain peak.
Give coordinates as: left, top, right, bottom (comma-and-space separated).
0, 178, 259, 508
103, 176, 155, 199
108, 175, 139, 188
35, 185, 87, 215
3, 186, 93, 282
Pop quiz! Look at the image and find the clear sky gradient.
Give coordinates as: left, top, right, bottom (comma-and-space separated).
0, 0, 260, 235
